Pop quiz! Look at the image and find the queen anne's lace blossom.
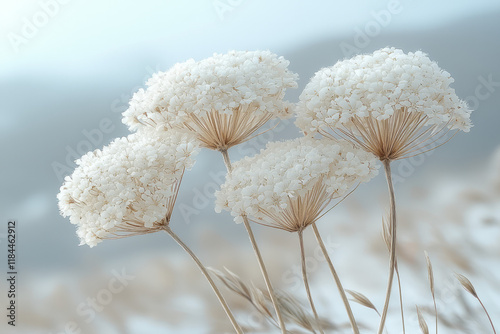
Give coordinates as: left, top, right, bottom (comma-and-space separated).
57, 131, 199, 247
215, 137, 379, 229
296, 48, 472, 135
122, 50, 298, 150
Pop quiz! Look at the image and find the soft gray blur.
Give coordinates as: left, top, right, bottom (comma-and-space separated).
1, 1, 500, 333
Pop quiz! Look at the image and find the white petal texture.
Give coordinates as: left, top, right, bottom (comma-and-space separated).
123, 50, 298, 150
215, 137, 379, 231
296, 48, 472, 160
57, 130, 199, 247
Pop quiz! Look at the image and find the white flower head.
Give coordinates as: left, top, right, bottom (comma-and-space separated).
296, 47, 472, 160
57, 130, 199, 247
123, 50, 298, 151
215, 137, 379, 231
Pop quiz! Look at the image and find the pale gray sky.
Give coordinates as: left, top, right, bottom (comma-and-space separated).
2, 0, 500, 75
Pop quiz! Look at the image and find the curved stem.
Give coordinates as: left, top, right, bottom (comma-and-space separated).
312, 223, 360, 334
378, 159, 397, 334
478, 298, 496, 334
220, 149, 287, 334
298, 230, 323, 334
163, 226, 243, 334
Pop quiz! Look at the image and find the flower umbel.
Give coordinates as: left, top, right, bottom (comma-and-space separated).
296, 47, 472, 160
57, 130, 199, 247
123, 50, 298, 151
215, 137, 379, 231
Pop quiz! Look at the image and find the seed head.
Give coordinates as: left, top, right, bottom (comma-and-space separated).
57, 130, 199, 247
123, 50, 298, 151
296, 47, 472, 161
215, 137, 378, 231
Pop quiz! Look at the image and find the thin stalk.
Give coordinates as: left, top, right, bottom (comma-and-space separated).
395, 263, 406, 334
242, 215, 286, 334
298, 230, 323, 334
433, 293, 438, 334
220, 149, 287, 334
478, 298, 497, 334
163, 226, 243, 334
312, 223, 360, 334
221, 148, 233, 171
378, 159, 397, 334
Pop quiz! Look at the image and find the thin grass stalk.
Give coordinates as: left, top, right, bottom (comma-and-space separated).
298, 230, 323, 334
242, 215, 287, 334
456, 273, 496, 333
395, 263, 406, 334
163, 226, 243, 334
433, 298, 438, 334
312, 223, 360, 334
424, 251, 437, 334
477, 299, 497, 334
378, 159, 397, 334
383, 215, 404, 334
220, 149, 287, 334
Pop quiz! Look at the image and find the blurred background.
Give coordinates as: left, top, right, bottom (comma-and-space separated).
1, 0, 499, 333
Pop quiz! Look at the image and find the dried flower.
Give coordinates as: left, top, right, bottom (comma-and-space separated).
346, 290, 380, 316
296, 47, 472, 160
215, 137, 378, 230
295, 48, 473, 333
57, 130, 199, 247
416, 306, 430, 334
123, 50, 298, 151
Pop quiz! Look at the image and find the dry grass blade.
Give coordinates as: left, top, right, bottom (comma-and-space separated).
277, 292, 338, 333
455, 273, 478, 298
424, 251, 438, 333
209, 267, 252, 300
209, 267, 337, 333
208, 267, 273, 320
424, 251, 435, 297
278, 292, 317, 333
416, 306, 429, 334
250, 285, 276, 320
455, 273, 497, 334
346, 290, 380, 316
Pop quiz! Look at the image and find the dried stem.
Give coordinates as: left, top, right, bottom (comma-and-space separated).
456, 273, 496, 333
163, 226, 243, 334
383, 216, 404, 333
478, 298, 497, 334
312, 223, 360, 334
298, 230, 323, 334
395, 263, 406, 334
378, 160, 397, 334
242, 215, 287, 334
221, 149, 233, 171
220, 149, 287, 334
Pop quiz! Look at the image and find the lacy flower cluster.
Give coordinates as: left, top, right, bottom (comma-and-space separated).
57, 131, 199, 247
215, 137, 379, 230
296, 47, 472, 135
123, 50, 298, 136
